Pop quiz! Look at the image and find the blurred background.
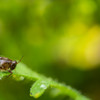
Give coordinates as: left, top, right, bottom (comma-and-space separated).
0, 0, 100, 100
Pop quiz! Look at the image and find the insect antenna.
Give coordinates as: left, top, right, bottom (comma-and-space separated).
17, 56, 24, 64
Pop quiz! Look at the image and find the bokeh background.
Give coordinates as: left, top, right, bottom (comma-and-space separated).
0, 0, 100, 100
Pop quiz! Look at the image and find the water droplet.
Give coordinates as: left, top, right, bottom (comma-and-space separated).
0, 77, 2, 80
20, 76, 24, 80
40, 84, 47, 89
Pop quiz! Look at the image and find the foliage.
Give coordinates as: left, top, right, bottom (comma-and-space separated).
0, 63, 90, 100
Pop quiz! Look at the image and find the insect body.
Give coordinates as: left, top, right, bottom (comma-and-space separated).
0, 57, 17, 74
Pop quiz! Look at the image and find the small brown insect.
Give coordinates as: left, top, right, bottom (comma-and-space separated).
0, 56, 23, 76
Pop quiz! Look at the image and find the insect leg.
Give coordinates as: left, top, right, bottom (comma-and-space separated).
7, 70, 13, 77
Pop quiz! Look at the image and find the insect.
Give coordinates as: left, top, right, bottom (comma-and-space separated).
0, 56, 23, 76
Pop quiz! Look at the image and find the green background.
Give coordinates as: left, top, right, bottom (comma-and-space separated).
0, 0, 100, 100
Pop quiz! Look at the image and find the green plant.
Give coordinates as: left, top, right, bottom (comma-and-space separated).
0, 63, 90, 100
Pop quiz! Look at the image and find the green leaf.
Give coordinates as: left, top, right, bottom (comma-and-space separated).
0, 72, 9, 79
0, 63, 90, 100
30, 79, 50, 98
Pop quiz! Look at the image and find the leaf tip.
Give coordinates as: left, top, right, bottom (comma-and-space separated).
30, 92, 41, 98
